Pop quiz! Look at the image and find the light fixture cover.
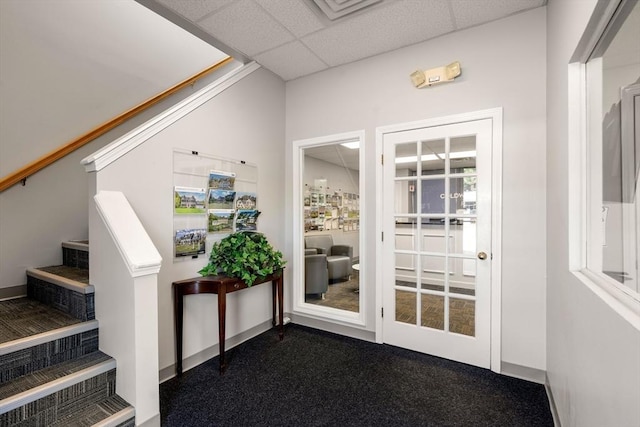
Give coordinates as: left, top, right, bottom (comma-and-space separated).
411, 61, 461, 88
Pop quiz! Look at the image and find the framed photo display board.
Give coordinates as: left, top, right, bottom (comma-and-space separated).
172, 149, 258, 260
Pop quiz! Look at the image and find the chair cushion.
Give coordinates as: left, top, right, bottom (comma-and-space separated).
304, 235, 334, 254
327, 255, 352, 280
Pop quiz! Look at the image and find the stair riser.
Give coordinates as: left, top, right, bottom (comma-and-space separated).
27, 277, 94, 321
113, 418, 135, 427
0, 368, 116, 426
1, 329, 98, 384
62, 246, 89, 270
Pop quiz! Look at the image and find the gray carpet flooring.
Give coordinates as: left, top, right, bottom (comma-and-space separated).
160, 324, 553, 426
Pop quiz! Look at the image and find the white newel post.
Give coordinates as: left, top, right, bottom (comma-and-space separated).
92, 191, 162, 427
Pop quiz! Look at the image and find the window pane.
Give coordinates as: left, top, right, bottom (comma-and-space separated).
396, 290, 416, 325
449, 297, 475, 336
594, 0, 640, 294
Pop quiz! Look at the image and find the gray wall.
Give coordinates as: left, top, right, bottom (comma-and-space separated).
285, 8, 547, 371
546, 0, 640, 425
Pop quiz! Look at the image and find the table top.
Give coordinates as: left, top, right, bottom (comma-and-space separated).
173, 270, 283, 287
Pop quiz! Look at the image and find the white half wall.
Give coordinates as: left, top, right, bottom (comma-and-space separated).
546, 0, 640, 426
91, 67, 285, 374
285, 8, 547, 370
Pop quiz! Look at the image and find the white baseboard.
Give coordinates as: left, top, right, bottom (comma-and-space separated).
0, 285, 27, 301
500, 361, 546, 384
137, 412, 160, 427
545, 373, 562, 427
288, 313, 376, 342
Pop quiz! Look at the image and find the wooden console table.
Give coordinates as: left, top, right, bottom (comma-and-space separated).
172, 270, 284, 375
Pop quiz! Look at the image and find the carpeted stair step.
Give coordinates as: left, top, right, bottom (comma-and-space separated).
49, 395, 135, 427
0, 298, 99, 383
0, 351, 134, 426
26, 266, 94, 321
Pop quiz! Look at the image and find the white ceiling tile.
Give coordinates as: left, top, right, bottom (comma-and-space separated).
302, 0, 454, 67
255, 0, 325, 38
197, 0, 294, 56
254, 41, 328, 80
450, 0, 545, 29
155, 0, 233, 22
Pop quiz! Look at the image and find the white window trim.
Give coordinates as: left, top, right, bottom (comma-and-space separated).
568, 0, 640, 331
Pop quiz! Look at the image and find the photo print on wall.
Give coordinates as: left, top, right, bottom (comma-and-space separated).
174, 228, 207, 257
174, 186, 207, 214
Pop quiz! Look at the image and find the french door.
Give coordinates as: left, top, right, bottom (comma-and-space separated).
382, 118, 493, 368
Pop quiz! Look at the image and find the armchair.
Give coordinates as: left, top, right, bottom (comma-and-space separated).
305, 252, 328, 299
304, 234, 353, 281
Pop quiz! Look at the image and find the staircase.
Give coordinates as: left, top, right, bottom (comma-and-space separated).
0, 241, 135, 426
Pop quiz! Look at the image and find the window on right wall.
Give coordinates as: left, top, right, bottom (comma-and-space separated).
573, 0, 640, 313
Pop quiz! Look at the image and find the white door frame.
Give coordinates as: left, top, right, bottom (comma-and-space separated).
375, 108, 503, 373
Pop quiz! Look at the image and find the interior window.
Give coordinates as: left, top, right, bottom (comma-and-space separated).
586, 0, 640, 296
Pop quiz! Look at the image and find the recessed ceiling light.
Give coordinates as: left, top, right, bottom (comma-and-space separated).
340, 141, 360, 149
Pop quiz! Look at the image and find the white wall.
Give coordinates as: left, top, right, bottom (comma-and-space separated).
92, 67, 285, 374
0, 63, 239, 294
0, 0, 225, 174
285, 8, 547, 370
546, 0, 640, 425
0, 0, 231, 294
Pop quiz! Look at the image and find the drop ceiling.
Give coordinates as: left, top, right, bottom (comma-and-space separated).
137, 0, 547, 81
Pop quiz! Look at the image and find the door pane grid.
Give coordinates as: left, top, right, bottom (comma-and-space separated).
393, 136, 477, 334
415, 140, 423, 328
384, 119, 491, 368
443, 137, 451, 332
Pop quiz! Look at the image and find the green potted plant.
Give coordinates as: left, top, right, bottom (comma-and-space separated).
198, 231, 285, 286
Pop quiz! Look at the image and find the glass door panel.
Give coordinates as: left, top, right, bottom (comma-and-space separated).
396, 290, 416, 324
421, 294, 445, 329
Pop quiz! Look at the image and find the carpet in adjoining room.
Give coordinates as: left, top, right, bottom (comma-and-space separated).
160, 324, 553, 426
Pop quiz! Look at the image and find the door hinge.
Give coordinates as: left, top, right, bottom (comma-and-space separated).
381, 231, 384, 241
381, 307, 384, 318
381, 154, 384, 165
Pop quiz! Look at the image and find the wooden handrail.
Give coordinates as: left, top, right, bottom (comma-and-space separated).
0, 56, 234, 192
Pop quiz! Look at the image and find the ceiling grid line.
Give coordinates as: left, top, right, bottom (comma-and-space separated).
139, 0, 547, 81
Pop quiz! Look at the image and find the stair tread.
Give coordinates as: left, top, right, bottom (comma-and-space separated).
36, 265, 90, 284
0, 297, 82, 344
49, 395, 132, 427
0, 351, 111, 400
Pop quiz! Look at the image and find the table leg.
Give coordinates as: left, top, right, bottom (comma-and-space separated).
217, 286, 227, 374
271, 280, 277, 327
277, 275, 284, 341
174, 285, 184, 376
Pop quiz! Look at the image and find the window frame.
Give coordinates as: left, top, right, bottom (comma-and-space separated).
568, 0, 640, 330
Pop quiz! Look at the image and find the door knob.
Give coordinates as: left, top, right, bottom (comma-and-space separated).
477, 251, 487, 260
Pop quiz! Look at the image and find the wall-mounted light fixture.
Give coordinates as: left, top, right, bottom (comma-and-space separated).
410, 61, 461, 88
